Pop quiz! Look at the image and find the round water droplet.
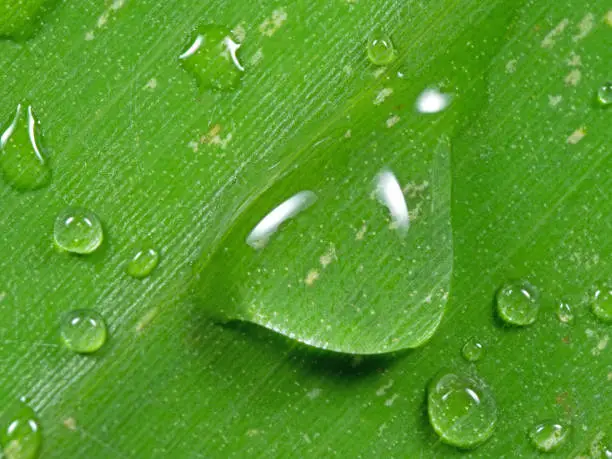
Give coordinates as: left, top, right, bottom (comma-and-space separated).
529, 421, 569, 452
53, 207, 103, 254
60, 309, 107, 353
597, 82, 612, 106
427, 371, 497, 449
179, 24, 244, 91
0, 402, 41, 459
556, 301, 574, 324
0, 104, 51, 191
367, 36, 395, 66
591, 285, 612, 322
126, 246, 160, 279
496, 280, 539, 326
461, 338, 484, 362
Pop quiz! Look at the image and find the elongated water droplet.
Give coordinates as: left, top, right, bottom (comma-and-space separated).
367, 36, 395, 66
597, 83, 612, 106
0, 104, 50, 191
461, 338, 484, 362
179, 24, 244, 91
126, 246, 160, 279
529, 421, 569, 452
496, 280, 539, 326
246, 191, 317, 249
416, 88, 452, 114
0, 401, 41, 459
556, 301, 574, 324
60, 309, 107, 353
375, 169, 409, 232
53, 207, 103, 254
591, 285, 612, 322
427, 370, 497, 449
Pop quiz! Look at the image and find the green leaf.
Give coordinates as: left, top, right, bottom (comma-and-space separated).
0, 0, 610, 457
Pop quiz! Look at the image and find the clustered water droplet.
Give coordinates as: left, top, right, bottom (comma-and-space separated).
367, 36, 395, 65
0, 401, 41, 459
496, 280, 540, 326
427, 370, 497, 449
126, 246, 160, 279
53, 207, 103, 254
528, 421, 569, 452
461, 338, 484, 362
60, 309, 107, 354
591, 285, 612, 322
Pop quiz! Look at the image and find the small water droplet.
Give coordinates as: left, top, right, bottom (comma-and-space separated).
126, 246, 160, 279
461, 338, 484, 362
0, 401, 41, 459
0, 104, 50, 191
496, 280, 540, 326
246, 191, 317, 249
179, 24, 244, 91
60, 309, 107, 353
528, 421, 569, 452
591, 285, 612, 322
597, 82, 612, 106
427, 370, 497, 449
53, 207, 103, 254
556, 301, 574, 324
367, 36, 395, 66
416, 88, 452, 114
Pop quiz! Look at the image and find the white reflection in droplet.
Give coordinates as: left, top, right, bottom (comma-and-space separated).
246, 191, 317, 249
224, 37, 244, 71
376, 169, 409, 232
415, 88, 451, 114
178, 35, 204, 60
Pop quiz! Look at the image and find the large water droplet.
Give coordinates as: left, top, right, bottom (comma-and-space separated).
597, 83, 612, 106
495, 280, 539, 326
179, 24, 244, 91
0, 401, 41, 459
416, 88, 452, 114
0, 104, 50, 191
375, 169, 409, 233
461, 338, 484, 362
53, 207, 103, 254
528, 421, 569, 453
246, 191, 317, 249
367, 36, 395, 66
126, 246, 160, 279
591, 285, 612, 322
427, 370, 497, 449
60, 309, 107, 353
556, 301, 574, 324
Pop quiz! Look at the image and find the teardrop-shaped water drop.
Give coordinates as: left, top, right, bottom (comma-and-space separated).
591, 285, 612, 323
597, 82, 612, 106
528, 421, 569, 452
126, 246, 160, 279
556, 301, 574, 324
367, 36, 395, 66
53, 207, 103, 254
495, 280, 540, 326
0, 104, 50, 191
60, 309, 107, 354
0, 401, 42, 459
461, 338, 484, 362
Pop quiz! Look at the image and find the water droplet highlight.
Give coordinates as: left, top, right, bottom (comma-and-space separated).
495, 280, 539, 326
0, 401, 41, 459
367, 36, 395, 66
529, 421, 569, 452
556, 301, 574, 324
375, 169, 409, 232
60, 309, 107, 354
461, 338, 484, 362
427, 370, 497, 449
416, 88, 452, 114
53, 207, 103, 254
126, 246, 160, 279
591, 285, 612, 322
179, 24, 244, 91
597, 82, 612, 106
0, 104, 50, 191
246, 191, 317, 249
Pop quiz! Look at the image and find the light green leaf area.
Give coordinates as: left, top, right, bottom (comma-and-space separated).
0, 0, 610, 457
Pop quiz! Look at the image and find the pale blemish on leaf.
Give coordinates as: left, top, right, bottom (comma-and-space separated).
605, 10, 612, 26
319, 244, 337, 268
592, 335, 608, 356
505, 59, 518, 74
572, 13, 595, 42
384, 393, 399, 406
373, 67, 386, 79
86, 0, 127, 40
548, 94, 563, 107
259, 9, 288, 37
566, 51, 582, 67
249, 48, 264, 66
344, 129, 352, 138
375, 380, 394, 396
63, 417, 77, 431
304, 269, 319, 286
306, 388, 322, 399
386, 115, 400, 128
246, 429, 261, 437
564, 68, 581, 86
567, 127, 586, 144
143, 78, 158, 90
135, 307, 160, 333
373, 88, 393, 105
355, 223, 367, 240
232, 23, 246, 42
541, 18, 569, 48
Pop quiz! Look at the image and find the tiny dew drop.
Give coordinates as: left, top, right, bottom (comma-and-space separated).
0, 104, 50, 191
596, 82, 612, 106
367, 36, 395, 66
495, 280, 540, 326
427, 370, 497, 449
0, 401, 41, 459
179, 24, 244, 91
53, 207, 103, 254
126, 246, 160, 279
461, 338, 484, 362
60, 309, 107, 353
591, 285, 612, 322
528, 421, 569, 453
556, 301, 574, 324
